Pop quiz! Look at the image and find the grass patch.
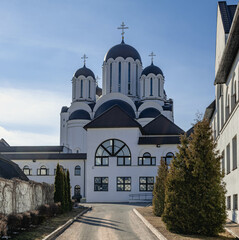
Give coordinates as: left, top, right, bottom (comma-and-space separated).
12, 208, 86, 240
136, 207, 235, 240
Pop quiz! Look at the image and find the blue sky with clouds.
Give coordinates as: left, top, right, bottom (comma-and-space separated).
0, 0, 238, 145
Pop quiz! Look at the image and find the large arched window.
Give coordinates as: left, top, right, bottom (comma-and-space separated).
95, 139, 131, 166
37, 165, 49, 176
74, 185, 81, 197
166, 152, 174, 166
138, 152, 156, 166
23, 165, 32, 176
75, 166, 81, 176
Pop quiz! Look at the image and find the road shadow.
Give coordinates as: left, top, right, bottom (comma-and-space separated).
80, 215, 121, 224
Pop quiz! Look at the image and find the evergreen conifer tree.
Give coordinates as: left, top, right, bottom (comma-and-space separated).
66, 170, 72, 211
163, 119, 226, 235
153, 158, 168, 216
54, 163, 62, 203
62, 171, 67, 212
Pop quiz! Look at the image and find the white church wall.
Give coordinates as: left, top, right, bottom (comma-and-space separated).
85, 128, 178, 202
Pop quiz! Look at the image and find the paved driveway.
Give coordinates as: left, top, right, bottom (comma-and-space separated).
55, 203, 157, 240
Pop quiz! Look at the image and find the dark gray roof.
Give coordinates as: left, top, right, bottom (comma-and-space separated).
85, 105, 143, 131
74, 65, 95, 79
96, 86, 102, 96
61, 106, 69, 113
88, 102, 96, 110
139, 108, 161, 118
143, 114, 184, 135
134, 101, 143, 110
186, 126, 194, 138
69, 110, 91, 120
94, 99, 136, 118
0, 154, 28, 181
141, 63, 164, 77
215, 4, 239, 84
218, 2, 237, 34
0, 146, 64, 153
138, 136, 180, 145
204, 100, 216, 121
4, 153, 87, 160
104, 40, 142, 62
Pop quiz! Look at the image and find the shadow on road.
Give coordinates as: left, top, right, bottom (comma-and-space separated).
76, 215, 124, 232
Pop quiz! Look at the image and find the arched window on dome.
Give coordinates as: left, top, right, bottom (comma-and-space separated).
158, 79, 160, 97
136, 65, 138, 96
118, 62, 121, 92
95, 139, 131, 166
88, 80, 91, 98
75, 166, 81, 176
128, 62, 131, 94
80, 80, 83, 98
110, 63, 113, 92
166, 152, 174, 166
23, 165, 32, 176
150, 78, 153, 96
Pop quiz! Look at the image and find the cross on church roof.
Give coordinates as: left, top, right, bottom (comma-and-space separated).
149, 52, 156, 64
81, 54, 88, 66
96, 75, 101, 85
117, 22, 129, 41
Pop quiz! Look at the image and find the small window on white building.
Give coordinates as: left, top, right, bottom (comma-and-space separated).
227, 196, 231, 210
117, 177, 131, 191
37, 165, 49, 176
74, 185, 81, 197
232, 135, 237, 170
75, 166, 81, 176
23, 165, 32, 176
94, 177, 108, 191
138, 152, 156, 166
165, 152, 174, 166
226, 143, 230, 174
139, 177, 154, 191
233, 194, 238, 210
221, 150, 225, 174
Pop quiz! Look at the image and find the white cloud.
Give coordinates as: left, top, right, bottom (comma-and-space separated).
0, 87, 70, 145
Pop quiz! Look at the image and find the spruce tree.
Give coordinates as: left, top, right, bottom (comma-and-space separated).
66, 170, 72, 211
62, 171, 67, 212
153, 157, 168, 216
163, 120, 226, 236
54, 163, 62, 203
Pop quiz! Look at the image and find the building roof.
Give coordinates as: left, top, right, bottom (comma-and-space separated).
204, 100, 216, 121
141, 63, 164, 77
139, 108, 161, 118
69, 110, 91, 120
143, 114, 184, 135
0, 154, 28, 181
84, 105, 143, 131
74, 65, 95, 79
61, 106, 69, 113
215, 3, 239, 84
104, 40, 142, 62
4, 153, 87, 160
186, 126, 194, 137
0, 145, 64, 153
138, 136, 180, 145
94, 99, 136, 118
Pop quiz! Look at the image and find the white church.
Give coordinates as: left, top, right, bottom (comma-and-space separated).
0, 23, 185, 202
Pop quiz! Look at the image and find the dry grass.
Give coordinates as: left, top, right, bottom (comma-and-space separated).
11, 208, 86, 240
136, 207, 235, 240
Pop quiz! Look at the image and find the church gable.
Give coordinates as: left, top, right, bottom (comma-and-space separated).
84, 105, 142, 130
143, 114, 184, 135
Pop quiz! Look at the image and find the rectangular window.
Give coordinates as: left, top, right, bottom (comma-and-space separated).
118, 62, 121, 92
136, 65, 138, 96
94, 177, 108, 191
23, 168, 32, 176
143, 79, 145, 97
158, 79, 160, 97
233, 194, 238, 210
227, 143, 230, 174
80, 80, 83, 98
232, 135, 237, 170
138, 157, 156, 166
110, 63, 112, 92
88, 81, 91, 98
227, 196, 231, 210
95, 157, 109, 166
221, 150, 225, 174
128, 62, 131, 94
117, 157, 131, 166
117, 177, 131, 191
150, 78, 153, 96
139, 177, 154, 191
37, 168, 49, 176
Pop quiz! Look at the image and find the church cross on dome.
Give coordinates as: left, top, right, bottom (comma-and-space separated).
81, 54, 88, 66
96, 75, 101, 85
117, 22, 129, 41
149, 52, 156, 64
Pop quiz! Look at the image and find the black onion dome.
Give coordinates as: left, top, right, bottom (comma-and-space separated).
141, 63, 164, 76
69, 110, 91, 120
104, 40, 141, 62
74, 65, 95, 79
139, 108, 161, 118
95, 99, 136, 118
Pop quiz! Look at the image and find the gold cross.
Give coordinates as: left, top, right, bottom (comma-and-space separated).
117, 22, 129, 41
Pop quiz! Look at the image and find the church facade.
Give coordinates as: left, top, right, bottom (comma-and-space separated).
0, 25, 184, 202
205, 2, 239, 223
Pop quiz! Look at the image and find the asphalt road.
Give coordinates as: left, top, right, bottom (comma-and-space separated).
55, 203, 158, 240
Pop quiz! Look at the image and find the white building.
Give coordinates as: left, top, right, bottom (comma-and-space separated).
205, 2, 239, 223
0, 26, 185, 202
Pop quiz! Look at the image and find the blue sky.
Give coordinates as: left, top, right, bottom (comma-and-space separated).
0, 0, 238, 145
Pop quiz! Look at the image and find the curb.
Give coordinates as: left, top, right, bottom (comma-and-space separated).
43, 207, 91, 240
225, 227, 239, 239
133, 208, 168, 240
